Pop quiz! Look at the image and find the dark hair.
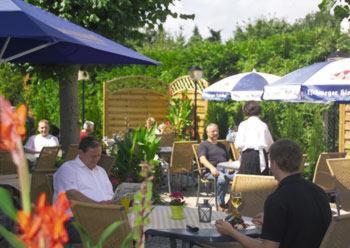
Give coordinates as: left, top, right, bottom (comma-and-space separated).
243, 101, 261, 116
269, 139, 302, 173
79, 136, 100, 152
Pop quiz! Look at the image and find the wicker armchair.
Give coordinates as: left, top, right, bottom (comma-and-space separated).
30, 168, 57, 203
0, 151, 17, 175
167, 141, 197, 193
230, 143, 241, 161
64, 144, 78, 162
98, 154, 116, 176
192, 143, 218, 210
319, 213, 350, 248
312, 152, 346, 193
70, 200, 131, 248
327, 158, 350, 211
35, 146, 60, 170
230, 174, 278, 217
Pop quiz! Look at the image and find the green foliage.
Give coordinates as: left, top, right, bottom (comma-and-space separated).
0, 188, 25, 248
167, 91, 193, 140
110, 127, 160, 182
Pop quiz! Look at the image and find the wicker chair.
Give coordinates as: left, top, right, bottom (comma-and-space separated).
312, 152, 346, 193
70, 200, 131, 248
167, 141, 197, 193
158, 133, 175, 147
0, 151, 17, 175
327, 158, 350, 211
98, 154, 116, 176
230, 174, 278, 217
35, 146, 60, 170
192, 143, 218, 210
64, 144, 79, 162
30, 168, 57, 203
230, 143, 241, 161
319, 213, 350, 248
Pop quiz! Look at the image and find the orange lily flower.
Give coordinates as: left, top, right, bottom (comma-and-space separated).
17, 192, 71, 248
0, 95, 26, 151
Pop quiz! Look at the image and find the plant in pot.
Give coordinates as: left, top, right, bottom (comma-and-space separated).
169, 191, 186, 220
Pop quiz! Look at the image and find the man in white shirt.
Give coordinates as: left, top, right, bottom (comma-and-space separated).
24, 119, 59, 158
235, 101, 273, 175
53, 136, 114, 203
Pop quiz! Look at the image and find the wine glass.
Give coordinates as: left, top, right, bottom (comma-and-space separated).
230, 192, 242, 216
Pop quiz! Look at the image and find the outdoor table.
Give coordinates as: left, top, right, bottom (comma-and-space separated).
0, 174, 32, 191
143, 206, 259, 248
217, 161, 240, 170
158, 146, 173, 154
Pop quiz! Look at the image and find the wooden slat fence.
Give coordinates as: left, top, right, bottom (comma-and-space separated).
339, 104, 350, 153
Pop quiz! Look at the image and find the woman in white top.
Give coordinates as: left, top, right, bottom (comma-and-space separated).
234, 101, 273, 175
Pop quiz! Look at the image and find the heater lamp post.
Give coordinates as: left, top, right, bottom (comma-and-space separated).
78, 70, 90, 125
189, 66, 203, 141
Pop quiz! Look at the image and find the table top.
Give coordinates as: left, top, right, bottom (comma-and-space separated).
217, 161, 240, 170
144, 206, 259, 243
0, 174, 31, 191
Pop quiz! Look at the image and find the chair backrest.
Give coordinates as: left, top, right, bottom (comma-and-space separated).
158, 133, 175, 147
35, 146, 60, 170
0, 151, 17, 174
30, 168, 57, 203
319, 213, 350, 248
327, 158, 350, 211
231, 174, 278, 217
97, 154, 116, 176
230, 143, 241, 161
312, 152, 346, 192
192, 144, 205, 176
70, 200, 131, 248
170, 141, 197, 173
64, 144, 79, 161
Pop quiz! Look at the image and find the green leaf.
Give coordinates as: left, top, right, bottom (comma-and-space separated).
96, 221, 122, 248
71, 221, 94, 248
120, 232, 133, 248
0, 225, 25, 248
0, 188, 17, 221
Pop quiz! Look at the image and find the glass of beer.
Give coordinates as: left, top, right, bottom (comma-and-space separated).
230, 192, 242, 216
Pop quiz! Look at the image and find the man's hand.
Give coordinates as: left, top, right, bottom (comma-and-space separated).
215, 219, 235, 236
210, 167, 220, 177
252, 212, 264, 226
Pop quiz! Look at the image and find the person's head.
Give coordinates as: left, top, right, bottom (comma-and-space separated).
269, 139, 302, 178
206, 123, 219, 141
243, 101, 261, 117
146, 117, 156, 130
78, 136, 101, 170
37, 119, 50, 137
83, 121, 94, 133
157, 123, 166, 134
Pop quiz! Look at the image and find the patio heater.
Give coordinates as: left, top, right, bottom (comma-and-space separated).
78, 70, 90, 125
189, 66, 203, 141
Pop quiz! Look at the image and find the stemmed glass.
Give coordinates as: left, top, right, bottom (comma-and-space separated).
230, 192, 242, 217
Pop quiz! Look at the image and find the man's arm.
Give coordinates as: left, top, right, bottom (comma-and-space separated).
66, 189, 117, 204
199, 156, 219, 176
215, 220, 279, 248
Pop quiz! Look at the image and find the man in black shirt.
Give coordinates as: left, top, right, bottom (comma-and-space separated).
199, 123, 233, 210
216, 139, 331, 248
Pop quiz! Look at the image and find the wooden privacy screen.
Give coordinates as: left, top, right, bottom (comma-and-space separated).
103, 86, 168, 137
169, 75, 209, 139
339, 104, 350, 153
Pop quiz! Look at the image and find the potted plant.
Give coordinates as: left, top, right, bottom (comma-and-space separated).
169, 191, 186, 220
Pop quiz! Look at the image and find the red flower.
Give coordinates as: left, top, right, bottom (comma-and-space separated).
17, 192, 71, 248
0, 96, 26, 151
170, 191, 185, 206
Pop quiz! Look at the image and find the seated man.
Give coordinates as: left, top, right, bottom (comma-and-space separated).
199, 123, 234, 211
24, 119, 59, 159
216, 139, 332, 248
53, 136, 114, 204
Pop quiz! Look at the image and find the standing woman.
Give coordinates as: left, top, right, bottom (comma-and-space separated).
234, 101, 273, 175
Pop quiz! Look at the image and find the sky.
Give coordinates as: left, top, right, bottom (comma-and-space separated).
163, 0, 322, 41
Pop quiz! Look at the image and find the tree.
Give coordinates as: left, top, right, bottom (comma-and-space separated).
23, 0, 193, 152
206, 28, 222, 42
188, 26, 203, 43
